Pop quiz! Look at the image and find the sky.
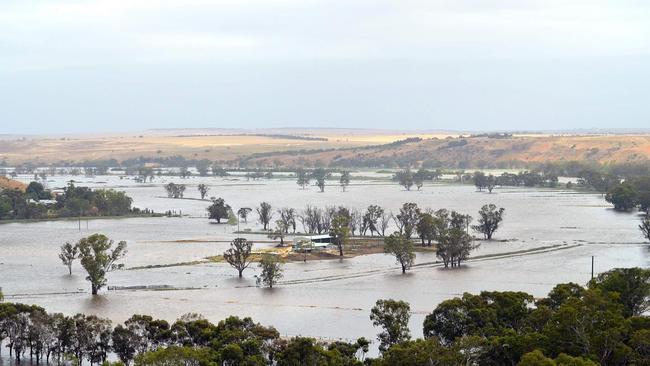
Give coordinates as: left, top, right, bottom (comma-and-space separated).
1, 0, 649, 134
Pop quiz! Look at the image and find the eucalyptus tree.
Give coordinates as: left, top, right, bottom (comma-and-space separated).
59, 242, 79, 275
77, 234, 127, 295
311, 168, 330, 192
207, 198, 230, 223
223, 238, 254, 278
394, 169, 414, 191
472, 204, 505, 240
197, 184, 209, 200
256, 202, 273, 230
339, 171, 351, 192
257, 255, 283, 289
237, 207, 252, 223
384, 234, 416, 274
370, 299, 411, 352
394, 203, 420, 239
296, 168, 310, 189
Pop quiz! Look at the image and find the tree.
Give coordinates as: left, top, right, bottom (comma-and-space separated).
77, 234, 127, 295
164, 183, 186, 199
473, 171, 487, 191
197, 184, 209, 200
195, 160, 210, 176
394, 202, 420, 239
330, 213, 350, 257
296, 168, 310, 189
257, 255, 283, 288
211, 165, 229, 177
485, 174, 497, 193
362, 205, 384, 236
207, 197, 230, 223
640, 214, 650, 242
413, 169, 429, 190
437, 228, 475, 268
112, 325, 138, 364
416, 213, 436, 246
26, 181, 50, 200
311, 168, 330, 192
237, 207, 252, 223
269, 220, 289, 245
257, 202, 273, 230
384, 234, 416, 274
472, 204, 505, 240
394, 169, 414, 191
223, 238, 254, 278
58, 242, 78, 275
370, 299, 411, 352
605, 183, 637, 211
339, 171, 351, 192
589, 267, 650, 317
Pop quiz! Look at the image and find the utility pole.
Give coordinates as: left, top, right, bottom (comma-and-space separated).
591, 256, 594, 281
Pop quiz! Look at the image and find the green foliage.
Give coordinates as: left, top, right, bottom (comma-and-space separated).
311, 168, 330, 192
330, 213, 351, 256
26, 181, 51, 200
384, 233, 415, 274
135, 346, 215, 366
59, 242, 79, 275
606, 183, 638, 211
257, 255, 283, 288
197, 184, 210, 200
472, 203, 505, 240
589, 267, 650, 317
393, 169, 414, 191
370, 299, 411, 352
374, 338, 458, 366
296, 168, 311, 189
256, 202, 273, 230
164, 182, 186, 199
339, 171, 351, 191
77, 234, 127, 295
207, 197, 230, 223
223, 238, 254, 278
394, 202, 420, 239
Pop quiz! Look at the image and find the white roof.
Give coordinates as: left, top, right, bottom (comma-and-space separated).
294, 234, 332, 240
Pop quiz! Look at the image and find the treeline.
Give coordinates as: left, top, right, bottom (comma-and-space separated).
605, 177, 650, 212
1, 268, 647, 365
213, 200, 505, 272
0, 182, 149, 220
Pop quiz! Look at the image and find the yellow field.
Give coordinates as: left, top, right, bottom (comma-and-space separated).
1, 130, 649, 166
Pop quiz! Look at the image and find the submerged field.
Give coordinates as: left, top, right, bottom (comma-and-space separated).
1, 173, 648, 349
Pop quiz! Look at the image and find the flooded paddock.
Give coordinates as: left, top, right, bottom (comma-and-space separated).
1, 173, 648, 347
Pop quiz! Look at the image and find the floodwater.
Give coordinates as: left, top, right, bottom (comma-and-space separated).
1, 173, 648, 349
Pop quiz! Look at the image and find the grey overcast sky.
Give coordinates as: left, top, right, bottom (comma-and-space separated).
1, 0, 649, 134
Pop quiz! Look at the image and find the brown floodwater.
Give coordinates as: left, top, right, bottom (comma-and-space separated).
1, 173, 648, 351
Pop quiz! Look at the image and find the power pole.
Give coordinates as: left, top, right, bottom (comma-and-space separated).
591, 256, 594, 281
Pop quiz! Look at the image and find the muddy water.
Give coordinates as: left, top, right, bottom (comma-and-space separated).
1, 174, 648, 348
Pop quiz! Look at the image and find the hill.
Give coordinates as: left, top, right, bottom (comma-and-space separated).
0, 176, 27, 191
239, 134, 650, 169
